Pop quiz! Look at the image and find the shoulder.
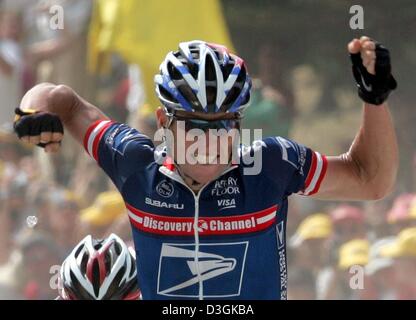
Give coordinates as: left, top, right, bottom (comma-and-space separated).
84, 120, 154, 163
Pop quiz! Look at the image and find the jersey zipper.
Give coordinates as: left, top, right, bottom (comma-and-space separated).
158, 164, 238, 300
193, 185, 206, 300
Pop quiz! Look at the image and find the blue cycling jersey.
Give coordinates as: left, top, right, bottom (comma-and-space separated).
83, 119, 327, 300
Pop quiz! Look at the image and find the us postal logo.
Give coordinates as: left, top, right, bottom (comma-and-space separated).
157, 242, 249, 298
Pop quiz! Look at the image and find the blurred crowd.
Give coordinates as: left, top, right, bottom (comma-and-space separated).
0, 0, 140, 299
286, 198, 416, 299
0, 0, 415, 300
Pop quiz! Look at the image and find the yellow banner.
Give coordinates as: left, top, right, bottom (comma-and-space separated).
88, 0, 234, 112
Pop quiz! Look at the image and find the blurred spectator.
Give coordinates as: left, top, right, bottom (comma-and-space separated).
80, 191, 127, 239
48, 189, 81, 255
3, 171, 29, 232
290, 213, 332, 244
247, 43, 295, 139
409, 198, 416, 222
386, 193, 416, 234
68, 156, 109, 206
289, 213, 333, 299
380, 227, 416, 299
328, 204, 367, 268
0, 125, 29, 164
0, 283, 22, 299
0, 10, 23, 126
339, 239, 370, 269
26, 0, 93, 92
323, 239, 370, 300
287, 268, 316, 300
25, 0, 95, 178
243, 78, 292, 140
330, 204, 366, 242
0, 232, 61, 300
107, 214, 133, 243
363, 237, 396, 299
27, 183, 52, 234
363, 199, 392, 240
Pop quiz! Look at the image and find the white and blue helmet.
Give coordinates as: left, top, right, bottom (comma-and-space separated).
155, 40, 252, 114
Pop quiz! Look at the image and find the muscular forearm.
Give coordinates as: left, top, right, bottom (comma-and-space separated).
346, 102, 398, 198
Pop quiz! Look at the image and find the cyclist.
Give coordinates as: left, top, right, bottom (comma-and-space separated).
57, 233, 140, 300
14, 36, 398, 299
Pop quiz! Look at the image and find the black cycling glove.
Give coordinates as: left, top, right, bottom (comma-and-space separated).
14, 108, 64, 148
350, 42, 397, 105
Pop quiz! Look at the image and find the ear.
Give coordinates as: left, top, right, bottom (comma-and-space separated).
155, 106, 167, 129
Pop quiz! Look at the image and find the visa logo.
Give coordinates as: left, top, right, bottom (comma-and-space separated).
218, 199, 236, 210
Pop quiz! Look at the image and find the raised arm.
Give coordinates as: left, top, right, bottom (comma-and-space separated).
16, 83, 109, 152
311, 37, 398, 201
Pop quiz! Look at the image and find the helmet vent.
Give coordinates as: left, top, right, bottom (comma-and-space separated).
70, 270, 93, 300
167, 61, 182, 80
223, 63, 234, 81
74, 245, 83, 258
159, 86, 178, 103
92, 259, 101, 297
104, 266, 126, 300
205, 54, 216, 82
104, 252, 112, 276
113, 242, 122, 255
236, 64, 247, 83
80, 253, 89, 272
178, 84, 199, 108
222, 87, 239, 107
129, 256, 136, 278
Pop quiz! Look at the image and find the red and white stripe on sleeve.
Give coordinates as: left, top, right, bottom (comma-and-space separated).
83, 119, 114, 162
299, 151, 328, 196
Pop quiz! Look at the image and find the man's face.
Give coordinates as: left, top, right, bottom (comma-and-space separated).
156, 107, 238, 189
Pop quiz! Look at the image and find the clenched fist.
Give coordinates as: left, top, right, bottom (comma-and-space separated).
347, 36, 397, 105
14, 108, 64, 153
348, 36, 377, 75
